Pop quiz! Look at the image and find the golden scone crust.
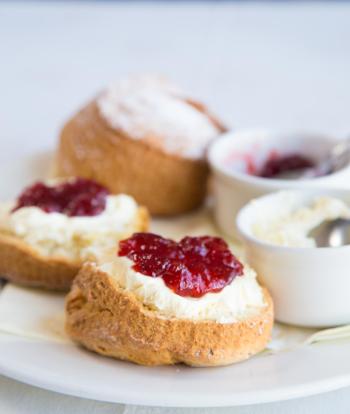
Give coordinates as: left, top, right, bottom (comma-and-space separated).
0, 233, 79, 291
66, 263, 274, 366
0, 207, 149, 291
56, 101, 225, 216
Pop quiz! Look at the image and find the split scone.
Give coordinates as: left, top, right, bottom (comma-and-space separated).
56, 75, 226, 216
0, 178, 148, 290
66, 233, 273, 366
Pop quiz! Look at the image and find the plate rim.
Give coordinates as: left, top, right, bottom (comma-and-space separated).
0, 334, 350, 407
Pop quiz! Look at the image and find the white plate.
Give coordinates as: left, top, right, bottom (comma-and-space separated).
0, 332, 350, 407
0, 153, 350, 407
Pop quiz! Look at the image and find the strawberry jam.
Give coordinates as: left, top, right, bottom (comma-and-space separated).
259, 154, 315, 178
118, 233, 244, 298
12, 178, 110, 217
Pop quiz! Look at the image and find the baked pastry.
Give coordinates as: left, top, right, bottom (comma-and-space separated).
56, 75, 225, 216
0, 178, 148, 290
66, 233, 273, 366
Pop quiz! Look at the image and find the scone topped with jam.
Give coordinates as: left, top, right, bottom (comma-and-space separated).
66, 233, 273, 366
0, 178, 148, 290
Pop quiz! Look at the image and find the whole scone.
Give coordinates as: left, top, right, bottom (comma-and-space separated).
66, 233, 273, 366
56, 75, 225, 216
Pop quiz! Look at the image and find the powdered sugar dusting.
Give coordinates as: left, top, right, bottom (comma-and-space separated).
97, 75, 221, 159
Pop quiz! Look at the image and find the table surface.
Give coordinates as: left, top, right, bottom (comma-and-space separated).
1, 1, 350, 412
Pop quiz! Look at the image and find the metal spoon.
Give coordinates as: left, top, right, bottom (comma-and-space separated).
274, 137, 350, 180
307, 137, 350, 178
308, 218, 350, 247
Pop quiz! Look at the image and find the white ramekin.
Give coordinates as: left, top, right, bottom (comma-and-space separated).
236, 189, 350, 328
208, 129, 350, 239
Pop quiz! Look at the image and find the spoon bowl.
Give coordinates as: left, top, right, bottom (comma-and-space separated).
309, 218, 350, 247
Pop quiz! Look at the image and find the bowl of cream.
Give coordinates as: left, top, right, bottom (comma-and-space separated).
236, 189, 350, 327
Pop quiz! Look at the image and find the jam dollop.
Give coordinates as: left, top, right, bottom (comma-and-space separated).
259, 153, 315, 178
118, 233, 244, 298
12, 178, 110, 217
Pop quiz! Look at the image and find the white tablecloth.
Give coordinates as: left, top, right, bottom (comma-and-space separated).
1, 1, 350, 412
1, 374, 350, 414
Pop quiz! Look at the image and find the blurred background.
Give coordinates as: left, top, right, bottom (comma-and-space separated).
1, 1, 350, 161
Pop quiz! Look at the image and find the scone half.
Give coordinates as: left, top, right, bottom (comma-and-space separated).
0, 179, 149, 290
66, 235, 273, 367
0, 208, 148, 291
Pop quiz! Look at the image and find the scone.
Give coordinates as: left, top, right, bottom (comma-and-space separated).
0, 178, 148, 290
66, 233, 273, 366
56, 75, 226, 216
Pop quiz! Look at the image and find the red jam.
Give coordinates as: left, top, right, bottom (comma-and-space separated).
118, 233, 244, 298
12, 178, 110, 217
258, 153, 315, 178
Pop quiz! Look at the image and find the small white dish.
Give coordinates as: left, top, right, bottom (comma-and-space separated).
208, 129, 350, 238
236, 189, 350, 328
